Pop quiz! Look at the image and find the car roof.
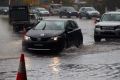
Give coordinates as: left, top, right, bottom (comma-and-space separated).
104, 11, 120, 14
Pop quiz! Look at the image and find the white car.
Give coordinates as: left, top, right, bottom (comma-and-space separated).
35, 7, 50, 16
94, 11, 120, 42
79, 7, 100, 19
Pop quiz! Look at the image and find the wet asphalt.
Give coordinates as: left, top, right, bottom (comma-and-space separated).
0, 15, 120, 80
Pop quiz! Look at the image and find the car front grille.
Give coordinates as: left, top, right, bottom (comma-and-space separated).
101, 26, 116, 30
30, 37, 50, 42
101, 32, 115, 35
92, 13, 98, 15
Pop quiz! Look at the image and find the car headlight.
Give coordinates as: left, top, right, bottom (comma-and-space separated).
95, 25, 100, 28
95, 26, 101, 30
24, 35, 31, 41
4, 10, 7, 12
51, 36, 58, 41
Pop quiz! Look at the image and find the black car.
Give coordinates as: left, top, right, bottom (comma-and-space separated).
59, 6, 79, 18
94, 12, 120, 42
79, 7, 100, 19
22, 19, 83, 52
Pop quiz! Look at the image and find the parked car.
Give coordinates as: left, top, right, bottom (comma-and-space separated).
94, 11, 120, 42
48, 3, 62, 15
22, 19, 83, 52
79, 7, 100, 19
59, 6, 79, 18
0, 7, 9, 15
35, 7, 50, 16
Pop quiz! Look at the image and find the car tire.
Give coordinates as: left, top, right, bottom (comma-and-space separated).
13, 25, 19, 32
76, 15, 79, 18
105, 38, 111, 41
67, 15, 71, 18
79, 15, 82, 19
59, 15, 62, 18
94, 35, 101, 42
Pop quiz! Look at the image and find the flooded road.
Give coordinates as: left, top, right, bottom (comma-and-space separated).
0, 16, 120, 80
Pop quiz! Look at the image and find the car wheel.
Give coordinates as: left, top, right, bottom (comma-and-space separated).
79, 15, 82, 19
13, 25, 19, 32
76, 15, 79, 18
67, 15, 71, 18
105, 38, 111, 41
94, 35, 101, 42
55, 40, 66, 53
59, 15, 62, 18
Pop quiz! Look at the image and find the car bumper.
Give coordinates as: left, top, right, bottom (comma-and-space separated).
69, 13, 79, 16
22, 38, 65, 51
95, 29, 120, 38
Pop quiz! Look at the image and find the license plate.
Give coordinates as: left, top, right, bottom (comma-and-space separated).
34, 44, 43, 46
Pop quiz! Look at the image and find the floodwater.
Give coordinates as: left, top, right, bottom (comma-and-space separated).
0, 16, 120, 80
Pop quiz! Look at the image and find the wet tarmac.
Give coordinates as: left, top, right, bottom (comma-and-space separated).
0, 16, 120, 80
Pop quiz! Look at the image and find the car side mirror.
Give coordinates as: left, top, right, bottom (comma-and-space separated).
95, 18, 100, 24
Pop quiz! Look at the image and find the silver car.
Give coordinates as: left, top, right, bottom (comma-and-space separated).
94, 11, 120, 42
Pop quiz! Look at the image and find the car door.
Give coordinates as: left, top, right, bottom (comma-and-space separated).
65, 20, 76, 47
70, 21, 83, 45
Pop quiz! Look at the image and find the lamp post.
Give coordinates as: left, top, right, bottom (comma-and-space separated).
9, 0, 11, 5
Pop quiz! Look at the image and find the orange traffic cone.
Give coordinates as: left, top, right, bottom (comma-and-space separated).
16, 54, 27, 80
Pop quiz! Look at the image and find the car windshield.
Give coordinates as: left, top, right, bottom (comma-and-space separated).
37, 8, 46, 11
101, 14, 120, 21
65, 7, 76, 12
85, 7, 95, 11
34, 20, 65, 30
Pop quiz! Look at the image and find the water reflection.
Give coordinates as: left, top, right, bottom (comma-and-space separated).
49, 57, 61, 80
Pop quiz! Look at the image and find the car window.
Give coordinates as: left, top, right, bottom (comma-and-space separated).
101, 14, 120, 21
66, 21, 74, 31
34, 20, 65, 30
70, 21, 78, 29
85, 7, 95, 11
81, 8, 85, 11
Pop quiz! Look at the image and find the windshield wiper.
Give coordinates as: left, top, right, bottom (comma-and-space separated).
42, 23, 46, 30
